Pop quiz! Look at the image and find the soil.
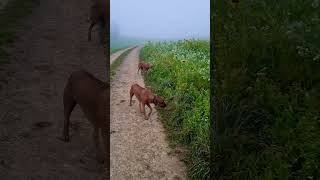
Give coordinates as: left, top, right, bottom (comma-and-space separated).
110, 46, 187, 180
0, 0, 108, 179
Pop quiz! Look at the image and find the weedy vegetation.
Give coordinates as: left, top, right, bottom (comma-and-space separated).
140, 39, 210, 179
110, 47, 125, 54
110, 47, 133, 79
212, 0, 320, 179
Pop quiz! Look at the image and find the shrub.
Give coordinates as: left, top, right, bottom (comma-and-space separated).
212, 0, 320, 179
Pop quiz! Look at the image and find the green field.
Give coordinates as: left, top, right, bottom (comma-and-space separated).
212, 0, 320, 179
140, 39, 210, 179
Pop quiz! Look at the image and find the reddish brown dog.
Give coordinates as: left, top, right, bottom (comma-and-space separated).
88, 0, 108, 43
129, 84, 166, 120
63, 70, 109, 164
137, 61, 152, 74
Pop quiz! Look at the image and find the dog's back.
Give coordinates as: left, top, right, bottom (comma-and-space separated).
63, 70, 109, 165
130, 83, 144, 94
130, 84, 154, 102
64, 70, 108, 125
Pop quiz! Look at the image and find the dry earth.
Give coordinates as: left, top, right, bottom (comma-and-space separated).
0, 0, 108, 179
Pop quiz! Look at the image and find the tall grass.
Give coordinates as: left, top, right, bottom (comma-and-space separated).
140, 39, 210, 179
212, 0, 320, 179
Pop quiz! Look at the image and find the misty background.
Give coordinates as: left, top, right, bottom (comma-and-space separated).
110, 0, 210, 49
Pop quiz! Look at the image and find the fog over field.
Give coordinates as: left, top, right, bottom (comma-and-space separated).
110, 0, 209, 41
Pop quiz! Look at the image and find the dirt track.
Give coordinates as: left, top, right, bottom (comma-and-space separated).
110, 46, 187, 180
0, 0, 108, 179
110, 47, 132, 64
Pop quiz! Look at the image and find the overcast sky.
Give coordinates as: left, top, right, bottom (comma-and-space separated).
110, 0, 210, 39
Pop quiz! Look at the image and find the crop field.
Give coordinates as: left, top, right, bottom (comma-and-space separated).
140, 39, 210, 179
212, 0, 320, 179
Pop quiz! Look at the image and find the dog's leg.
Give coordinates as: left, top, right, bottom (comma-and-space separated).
93, 126, 104, 163
142, 103, 148, 120
146, 103, 153, 119
139, 102, 143, 113
129, 89, 134, 106
101, 126, 109, 171
63, 84, 76, 142
88, 21, 95, 41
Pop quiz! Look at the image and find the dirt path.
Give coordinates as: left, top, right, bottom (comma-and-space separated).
110, 47, 132, 65
110, 46, 187, 180
0, 0, 107, 179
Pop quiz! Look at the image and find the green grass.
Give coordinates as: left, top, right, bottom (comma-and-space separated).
110, 47, 124, 55
110, 47, 133, 79
212, 0, 320, 179
0, 0, 40, 64
140, 39, 210, 180
110, 46, 130, 55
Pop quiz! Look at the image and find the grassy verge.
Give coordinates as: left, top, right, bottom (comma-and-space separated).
212, 0, 320, 179
140, 39, 210, 180
110, 47, 133, 79
110, 47, 128, 55
0, 0, 39, 64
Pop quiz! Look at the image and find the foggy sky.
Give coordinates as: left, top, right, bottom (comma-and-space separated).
111, 0, 210, 40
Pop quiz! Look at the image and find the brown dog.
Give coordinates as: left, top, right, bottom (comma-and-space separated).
88, 0, 108, 44
137, 61, 152, 74
63, 70, 109, 164
129, 84, 166, 120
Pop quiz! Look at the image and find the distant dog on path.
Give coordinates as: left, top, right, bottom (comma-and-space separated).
137, 61, 152, 74
129, 83, 166, 120
62, 70, 109, 165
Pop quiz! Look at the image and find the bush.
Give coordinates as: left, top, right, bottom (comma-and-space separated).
212, 0, 320, 179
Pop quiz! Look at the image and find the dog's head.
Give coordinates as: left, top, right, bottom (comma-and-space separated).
153, 96, 166, 108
